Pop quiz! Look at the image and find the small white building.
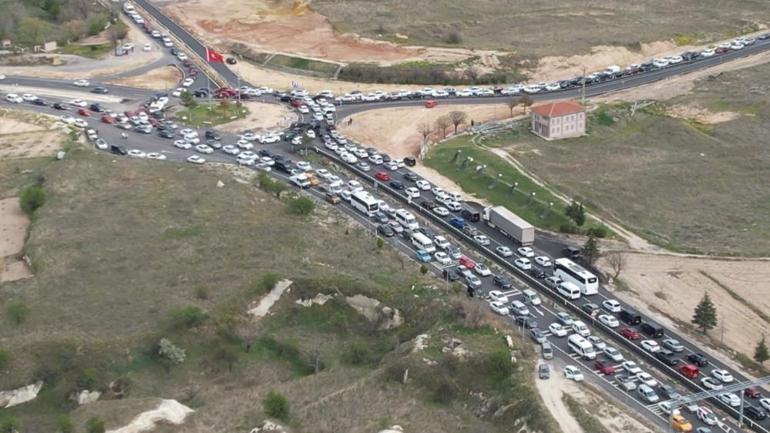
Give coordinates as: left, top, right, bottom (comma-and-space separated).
531, 100, 586, 140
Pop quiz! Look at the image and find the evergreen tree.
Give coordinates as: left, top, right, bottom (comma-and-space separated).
581, 235, 600, 265
692, 293, 718, 333
754, 336, 769, 365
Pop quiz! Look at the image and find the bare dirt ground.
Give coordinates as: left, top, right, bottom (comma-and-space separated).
214, 101, 296, 134
108, 65, 182, 90
535, 367, 583, 433
0, 111, 64, 159
598, 253, 770, 368
0, 17, 163, 79
157, 0, 485, 65
338, 104, 519, 159
0, 197, 32, 283
666, 103, 740, 124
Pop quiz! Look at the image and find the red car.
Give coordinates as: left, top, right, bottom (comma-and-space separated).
78, 108, 91, 117
101, 115, 115, 124
620, 327, 641, 340
680, 363, 699, 379
595, 359, 615, 375
375, 171, 390, 182
744, 387, 761, 399
424, 99, 437, 108
458, 256, 476, 270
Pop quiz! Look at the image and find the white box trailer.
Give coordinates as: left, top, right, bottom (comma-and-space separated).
482, 206, 534, 246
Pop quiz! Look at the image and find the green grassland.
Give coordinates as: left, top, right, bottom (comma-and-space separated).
312, 0, 767, 58
0, 145, 558, 433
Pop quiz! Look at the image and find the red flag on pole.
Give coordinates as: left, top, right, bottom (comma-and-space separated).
206, 48, 224, 63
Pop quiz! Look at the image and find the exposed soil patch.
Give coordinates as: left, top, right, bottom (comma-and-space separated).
214, 101, 296, 134
0, 198, 33, 283
666, 103, 740, 124
109, 65, 182, 90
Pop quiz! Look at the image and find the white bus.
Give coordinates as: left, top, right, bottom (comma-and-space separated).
351, 191, 379, 217
567, 334, 596, 359
410, 232, 435, 253
554, 258, 599, 295
395, 209, 419, 230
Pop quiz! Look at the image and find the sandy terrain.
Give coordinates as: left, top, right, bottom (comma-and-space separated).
0, 17, 163, 80
0, 112, 64, 159
159, 0, 485, 65
598, 253, 770, 365
338, 104, 518, 159
215, 101, 296, 134
0, 198, 32, 283
535, 367, 583, 433
109, 66, 182, 90
666, 103, 740, 125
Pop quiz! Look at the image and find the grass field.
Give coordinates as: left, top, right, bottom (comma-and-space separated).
60, 43, 113, 59
312, 0, 767, 57
494, 64, 770, 255
267, 54, 340, 77
0, 146, 557, 433
176, 102, 248, 127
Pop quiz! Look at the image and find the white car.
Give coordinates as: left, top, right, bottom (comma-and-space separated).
433, 236, 450, 250
446, 201, 462, 212
488, 290, 509, 304
236, 156, 254, 166
496, 246, 513, 257
236, 140, 253, 150
696, 406, 719, 426
222, 145, 239, 155
174, 140, 192, 149
641, 340, 660, 353
172, 88, 184, 97
514, 258, 531, 270
598, 314, 619, 328
347, 180, 363, 191
489, 301, 509, 316
434, 251, 451, 266
564, 365, 584, 382
177, 52, 188, 61
474, 263, 492, 277
70, 98, 87, 107
602, 299, 622, 313
587, 336, 606, 350
195, 144, 213, 154
622, 361, 641, 374
603, 346, 623, 362
759, 398, 770, 411
433, 206, 449, 217
4, 93, 23, 103
296, 161, 312, 171
431, 186, 445, 197
534, 256, 552, 267
187, 155, 206, 164
73, 79, 90, 87
146, 152, 167, 160
718, 393, 741, 407
473, 235, 490, 246
128, 149, 146, 158
306, 129, 316, 138
59, 115, 76, 124
94, 139, 108, 150
238, 151, 256, 161
548, 323, 568, 337
240, 132, 258, 141
259, 157, 275, 166
405, 187, 420, 199
701, 377, 723, 391
517, 247, 535, 257
182, 78, 194, 87
143, 43, 151, 51
73, 119, 88, 128
711, 369, 734, 383
21, 93, 38, 102
636, 372, 658, 388
415, 180, 431, 190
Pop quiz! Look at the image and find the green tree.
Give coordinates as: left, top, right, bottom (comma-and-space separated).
56, 414, 74, 433
581, 235, 600, 265
171, 306, 207, 329
565, 201, 586, 227
15, 16, 53, 46
179, 90, 196, 108
692, 292, 718, 333
20, 184, 46, 216
419, 264, 428, 275
0, 415, 20, 433
287, 196, 315, 215
85, 417, 105, 433
754, 336, 769, 365
0, 349, 8, 370
376, 237, 384, 251
213, 345, 238, 372
6, 301, 30, 325
263, 391, 290, 421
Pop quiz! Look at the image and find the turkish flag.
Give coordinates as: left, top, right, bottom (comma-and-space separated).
206, 48, 224, 63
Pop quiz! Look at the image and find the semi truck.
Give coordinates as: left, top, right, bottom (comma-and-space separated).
482, 206, 535, 246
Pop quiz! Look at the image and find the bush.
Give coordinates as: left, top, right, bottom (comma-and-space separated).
341, 341, 374, 366
586, 226, 608, 238
86, 14, 108, 36
56, 415, 74, 433
20, 184, 45, 216
480, 349, 514, 382
76, 367, 99, 390
446, 30, 463, 44
0, 349, 8, 370
252, 272, 279, 296
85, 417, 105, 433
419, 264, 428, 275
157, 338, 186, 364
430, 376, 458, 403
263, 391, 290, 421
171, 306, 207, 329
287, 196, 315, 215
558, 222, 581, 234
0, 416, 20, 433
6, 302, 30, 325
194, 286, 210, 300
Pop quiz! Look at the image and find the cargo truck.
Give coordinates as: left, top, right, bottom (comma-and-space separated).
482, 206, 535, 246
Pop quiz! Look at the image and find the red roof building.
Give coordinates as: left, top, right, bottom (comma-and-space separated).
531, 100, 586, 140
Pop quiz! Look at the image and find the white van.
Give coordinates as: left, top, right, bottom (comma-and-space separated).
395, 209, 419, 230
571, 320, 590, 337
410, 232, 435, 253
567, 334, 596, 359
557, 281, 582, 300
446, 191, 462, 202
523, 289, 541, 306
